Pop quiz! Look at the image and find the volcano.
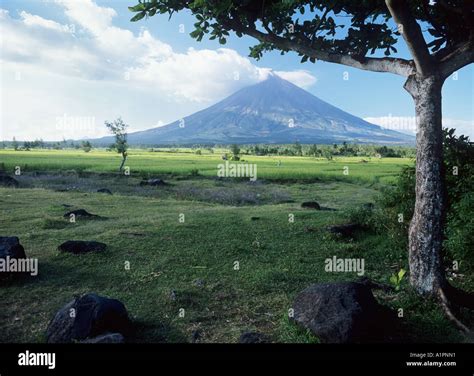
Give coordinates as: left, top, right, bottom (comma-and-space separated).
96, 73, 413, 145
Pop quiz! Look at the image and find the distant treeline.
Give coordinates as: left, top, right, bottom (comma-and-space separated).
240, 142, 415, 158
1, 139, 415, 158
0, 139, 92, 151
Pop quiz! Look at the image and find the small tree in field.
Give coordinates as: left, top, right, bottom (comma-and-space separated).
230, 144, 240, 160
105, 118, 129, 172
81, 140, 92, 153
12, 137, 18, 151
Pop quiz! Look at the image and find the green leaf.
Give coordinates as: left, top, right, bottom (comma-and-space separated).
389, 275, 398, 285
398, 268, 406, 281
130, 12, 146, 22
128, 4, 146, 12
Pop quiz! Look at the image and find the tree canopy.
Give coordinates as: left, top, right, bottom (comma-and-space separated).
129, 0, 473, 80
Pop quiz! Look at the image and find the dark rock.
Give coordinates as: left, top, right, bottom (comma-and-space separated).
0, 175, 19, 188
191, 329, 202, 343
169, 290, 177, 301
63, 209, 99, 219
139, 178, 167, 187
97, 188, 112, 195
0, 237, 26, 259
0, 237, 27, 279
301, 201, 321, 210
80, 333, 125, 343
46, 293, 131, 343
239, 331, 269, 344
292, 282, 395, 343
327, 223, 363, 238
58, 241, 107, 254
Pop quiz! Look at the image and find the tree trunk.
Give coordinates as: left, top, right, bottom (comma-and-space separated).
405, 74, 446, 296
119, 153, 127, 173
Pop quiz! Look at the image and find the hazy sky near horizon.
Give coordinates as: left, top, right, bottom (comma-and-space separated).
0, 0, 472, 141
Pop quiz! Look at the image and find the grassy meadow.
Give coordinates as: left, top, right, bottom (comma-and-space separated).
0, 148, 466, 343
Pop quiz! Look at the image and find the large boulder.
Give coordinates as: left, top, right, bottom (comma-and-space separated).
292, 282, 394, 343
0, 237, 27, 279
58, 241, 107, 254
0, 237, 26, 259
46, 293, 131, 343
0, 175, 19, 188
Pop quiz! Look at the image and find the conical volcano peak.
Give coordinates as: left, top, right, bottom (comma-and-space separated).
93, 72, 414, 145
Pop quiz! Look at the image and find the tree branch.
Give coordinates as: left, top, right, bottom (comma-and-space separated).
385, 0, 434, 76
438, 41, 474, 79
225, 19, 415, 77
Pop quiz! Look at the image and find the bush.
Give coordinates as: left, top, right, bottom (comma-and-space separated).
444, 193, 474, 270
350, 129, 473, 267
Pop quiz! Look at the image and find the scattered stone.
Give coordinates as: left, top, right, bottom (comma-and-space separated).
301, 201, 321, 210
193, 279, 205, 288
80, 333, 125, 344
239, 331, 269, 344
169, 290, 177, 301
58, 241, 107, 254
46, 293, 131, 343
97, 188, 112, 195
0, 175, 19, 188
327, 223, 364, 238
139, 178, 167, 187
191, 329, 202, 343
292, 282, 395, 343
0, 237, 27, 279
63, 209, 100, 219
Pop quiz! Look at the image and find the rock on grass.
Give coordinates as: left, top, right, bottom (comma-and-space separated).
97, 188, 113, 195
46, 293, 131, 343
292, 282, 395, 343
63, 209, 102, 219
301, 201, 321, 210
0, 175, 19, 188
327, 223, 364, 238
58, 241, 107, 254
0, 237, 27, 279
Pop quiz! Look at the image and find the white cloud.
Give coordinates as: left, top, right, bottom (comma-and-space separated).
364, 116, 473, 138
274, 70, 317, 89
0, 1, 317, 140
20, 11, 72, 32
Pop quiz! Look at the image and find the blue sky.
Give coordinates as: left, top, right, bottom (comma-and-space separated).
1, 0, 472, 140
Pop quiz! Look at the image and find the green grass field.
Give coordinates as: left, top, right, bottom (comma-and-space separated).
0, 149, 466, 343
0, 149, 412, 184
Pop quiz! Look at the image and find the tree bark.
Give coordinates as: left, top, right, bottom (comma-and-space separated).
405, 74, 446, 295
119, 153, 127, 173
